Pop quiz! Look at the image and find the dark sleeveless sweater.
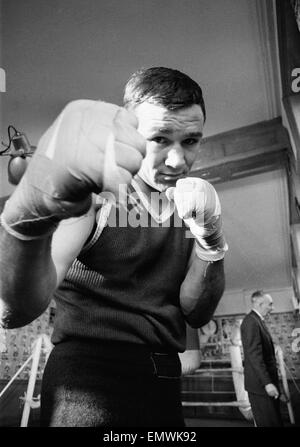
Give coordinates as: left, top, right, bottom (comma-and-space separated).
52, 189, 194, 352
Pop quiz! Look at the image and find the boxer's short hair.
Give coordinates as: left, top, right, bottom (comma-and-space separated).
123, 66, 206, 122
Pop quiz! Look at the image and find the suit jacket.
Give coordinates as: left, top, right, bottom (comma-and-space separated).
241, 310, 279, 395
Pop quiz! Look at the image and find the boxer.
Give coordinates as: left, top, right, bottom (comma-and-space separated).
0, 67, 227, 426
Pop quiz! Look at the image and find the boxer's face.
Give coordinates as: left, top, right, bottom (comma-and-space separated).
134, 102, 204, 191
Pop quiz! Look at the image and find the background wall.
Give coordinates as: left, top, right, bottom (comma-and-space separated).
0, 0, 2, 132
0, 0, 293, 304
0, 0, 8, 196
214, 168, 293, 313
0, 0, 280, 196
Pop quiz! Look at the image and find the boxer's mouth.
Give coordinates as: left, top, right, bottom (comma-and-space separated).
160, 172, 186, 181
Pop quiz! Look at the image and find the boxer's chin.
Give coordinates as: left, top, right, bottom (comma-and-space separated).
155, 175, 179, 190
137, 166, 164, 192
137, 164, 183, 192
153, 175, 177, 191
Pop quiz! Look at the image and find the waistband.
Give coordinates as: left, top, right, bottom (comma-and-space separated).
52, 338, 182, 379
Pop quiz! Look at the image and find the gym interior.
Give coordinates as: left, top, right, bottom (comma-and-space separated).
0, 0, 300, 428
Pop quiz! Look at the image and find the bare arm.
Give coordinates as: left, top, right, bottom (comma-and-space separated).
0, 100, 145, 330
180, 256, 225, 328
0, 228, 56, 328
168, 177, 227, 328
0, 207, 95, 329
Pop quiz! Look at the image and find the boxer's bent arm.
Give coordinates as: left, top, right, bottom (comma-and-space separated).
0, 208, 95, 329
179, 256, 225, 328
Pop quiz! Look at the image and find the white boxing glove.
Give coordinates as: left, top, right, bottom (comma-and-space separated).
1, 100, 145, 240
166, 177, 228, 262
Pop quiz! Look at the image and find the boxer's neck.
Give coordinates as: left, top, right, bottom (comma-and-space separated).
133, 175, 172, 218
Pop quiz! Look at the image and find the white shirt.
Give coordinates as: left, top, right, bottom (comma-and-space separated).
252, 308, 264, 321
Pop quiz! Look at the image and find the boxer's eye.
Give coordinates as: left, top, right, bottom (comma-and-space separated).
182, 138, 199, 146
150, 136, 168, 145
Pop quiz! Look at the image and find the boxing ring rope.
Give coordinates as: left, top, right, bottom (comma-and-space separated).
20, 336, 43, 427
192, 367, 243, 373
182, 344, 295, 425
276, 345, 295, 425
0, 355, 34, 400
182, 401, 251, 408
181, 364, 252, 419
0, 334, 53, 427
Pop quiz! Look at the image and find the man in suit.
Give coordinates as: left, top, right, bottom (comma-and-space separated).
241, 290, 284, 427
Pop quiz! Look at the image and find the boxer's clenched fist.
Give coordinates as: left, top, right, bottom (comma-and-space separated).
166, 178, 228, 261
37, 100, 145, 205
1, 100, 146, 239
166, 177, 220, 221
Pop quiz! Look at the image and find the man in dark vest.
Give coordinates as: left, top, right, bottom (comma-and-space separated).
0, 67, 227, 426
241, 290, 284, 427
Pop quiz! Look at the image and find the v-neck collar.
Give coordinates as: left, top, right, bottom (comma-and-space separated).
131, 179, 175, 224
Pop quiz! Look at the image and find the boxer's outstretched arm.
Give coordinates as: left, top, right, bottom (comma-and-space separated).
180, 256, 225, 328
0, 100, 145, 329
0, 210, 94, 329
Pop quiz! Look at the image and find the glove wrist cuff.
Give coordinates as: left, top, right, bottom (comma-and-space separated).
0, 179, 61, 240
195, 240, 228, 262
0, 213, 55, 240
